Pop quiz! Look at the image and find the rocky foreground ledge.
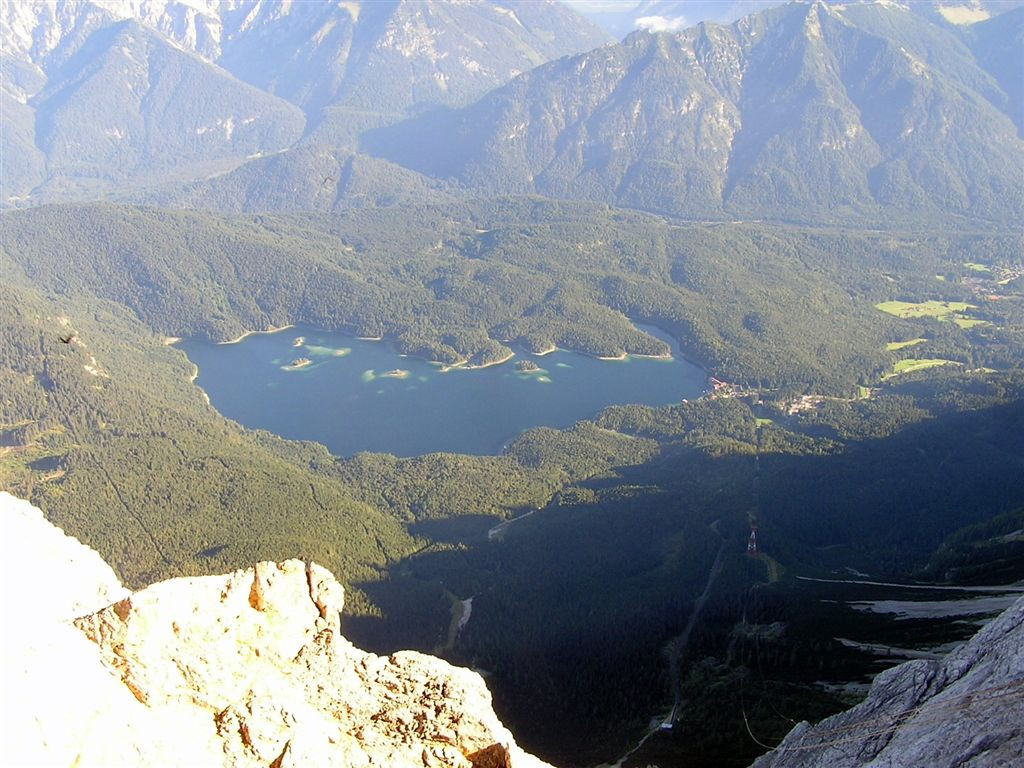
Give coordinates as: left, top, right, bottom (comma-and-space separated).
0, 492, 550, 768
751, 594, 1024, 768
4, 486, 1021, 768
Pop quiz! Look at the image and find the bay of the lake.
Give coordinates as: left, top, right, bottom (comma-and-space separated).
179, 328, 706, 456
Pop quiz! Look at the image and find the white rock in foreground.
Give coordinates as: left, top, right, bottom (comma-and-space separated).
0, 490, 128, 619
0, 492, 550, 768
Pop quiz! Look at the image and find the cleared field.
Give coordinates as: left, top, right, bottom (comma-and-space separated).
953, 317, 989, 329
875, 300, 975, 319
885, 338, 927, 351
882, 358, 959, 379
876, 300, 988, 330
963, 262, 992, 273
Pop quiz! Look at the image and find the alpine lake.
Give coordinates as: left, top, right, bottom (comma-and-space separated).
179, 325, 706, 457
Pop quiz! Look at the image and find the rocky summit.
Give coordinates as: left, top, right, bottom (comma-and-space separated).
0, 491, 549, 768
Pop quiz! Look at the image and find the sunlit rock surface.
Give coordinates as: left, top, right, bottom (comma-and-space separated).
0, 492, 550, 768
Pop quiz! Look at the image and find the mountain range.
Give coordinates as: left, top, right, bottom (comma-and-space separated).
364, 1, 1024, 225
569, 0, 785, 38
1, 0, 607, 202
4, 0, 1020, 225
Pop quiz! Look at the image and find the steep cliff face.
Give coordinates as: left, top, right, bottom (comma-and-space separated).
0, 492, 549, 768
751, 596, 1024, 768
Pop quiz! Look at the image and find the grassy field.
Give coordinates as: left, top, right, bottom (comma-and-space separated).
963, 262, 992, 273
0, 423, 70, 488
885, 338, 927, 351
875, 300, 975, 319
883, 358, 959, 379
876, 300, 988, 331
953, 317, 989, 329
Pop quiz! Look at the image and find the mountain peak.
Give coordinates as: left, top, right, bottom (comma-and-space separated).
364, 0, 1023, 226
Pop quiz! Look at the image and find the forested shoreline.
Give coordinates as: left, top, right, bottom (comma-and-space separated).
2, 199, 1022, 765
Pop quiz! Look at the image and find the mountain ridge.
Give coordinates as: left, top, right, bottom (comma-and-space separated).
364, 0, 1023, 226
1, 0, 608, 203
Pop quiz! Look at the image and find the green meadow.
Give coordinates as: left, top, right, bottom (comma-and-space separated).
883, 358, 959, 379
875, 300, 975, 319
885, 338, 927, 351
876, 300, 988, 330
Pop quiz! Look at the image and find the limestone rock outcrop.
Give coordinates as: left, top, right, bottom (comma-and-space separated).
0, 492, 550, 768
0, 490, 128, 619
750, 596, 1024, 768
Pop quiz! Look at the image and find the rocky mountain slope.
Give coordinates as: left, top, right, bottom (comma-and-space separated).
2, 2, 305, 202
751, 595, 1024, 768
1, 0, 607, 203
0, 491, 550, 768
366, 0, 1024, 226
4, 0, 607, 111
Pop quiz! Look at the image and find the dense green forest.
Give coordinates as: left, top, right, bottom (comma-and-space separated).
2, 199, 1022, 766
0, 279, 415, 604
4, 202, 1020, 393
372, 376, 1024, 765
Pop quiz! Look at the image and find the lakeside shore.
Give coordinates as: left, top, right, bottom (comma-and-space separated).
175, 324, 707, 455
188, 365, 211, 405
218, 324, 295, 346
463, 350, 516, 370
595, 348, 673, 362
436, 350, 516, 373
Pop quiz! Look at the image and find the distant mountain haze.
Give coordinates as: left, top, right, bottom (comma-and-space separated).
31, 19, 305, 196
144, 147, 459, 213
1, 0, 1020, 223
1, 0, 607, 203
565, 0, 785, 38
365, 1, 1024, 225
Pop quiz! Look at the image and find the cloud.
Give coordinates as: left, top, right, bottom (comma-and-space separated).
634, 14, 689, 32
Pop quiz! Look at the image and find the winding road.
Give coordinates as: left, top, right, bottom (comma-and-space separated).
605, 526, 726, 768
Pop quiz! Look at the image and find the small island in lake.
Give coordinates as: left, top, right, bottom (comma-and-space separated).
286, 357, 312, 370
292, 336, 305, 347
381, 369, 410, 379
516, 360, 542, 373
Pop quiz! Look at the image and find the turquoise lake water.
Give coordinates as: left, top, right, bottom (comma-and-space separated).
179, 327, 705, 457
